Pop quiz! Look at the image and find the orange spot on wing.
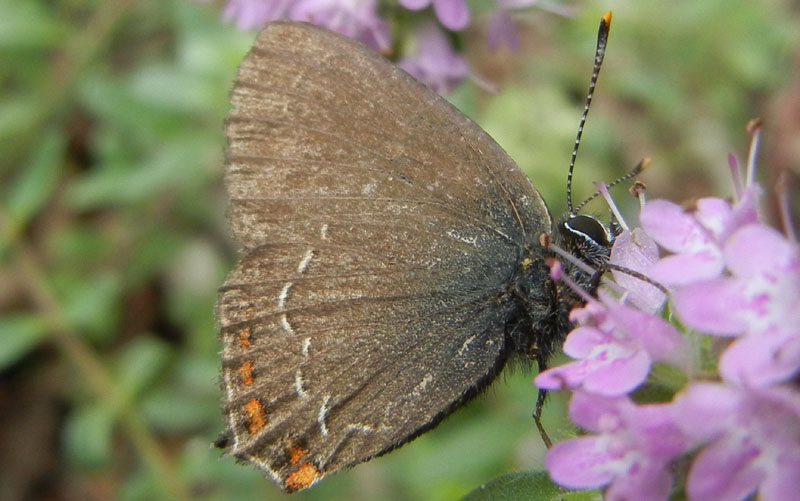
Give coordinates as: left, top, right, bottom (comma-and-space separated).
244, 398, 267, 434
238, 360, 254, 386
238, 328, 251, 348
285, 462, 319, 491
288, 444, 307, 465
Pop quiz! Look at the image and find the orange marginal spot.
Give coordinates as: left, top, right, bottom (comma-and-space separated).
285, 462, 319, 491
238, 328, 252, 348
244, 398, 267, 434
288, 442, 307, 465
238, 360, 254, 386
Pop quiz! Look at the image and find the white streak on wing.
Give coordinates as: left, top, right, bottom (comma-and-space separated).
281, 314, 296, 335
295, 370, 309, 399
278, 283, 292, 309
458, 335, 476, 357
347, 423, 374, 434
318, 396, 330, 437
297, 249, 314, 273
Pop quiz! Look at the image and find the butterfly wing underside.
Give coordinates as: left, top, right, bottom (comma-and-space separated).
217, 21, 551, 491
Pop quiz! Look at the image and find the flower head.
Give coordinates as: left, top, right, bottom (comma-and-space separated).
546, 391, 688, 501
673, 382, 800, 501
674, 223, 800, 386
535, 294, 689, 396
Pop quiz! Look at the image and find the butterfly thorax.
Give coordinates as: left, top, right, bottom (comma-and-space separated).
507, 214, 612, 365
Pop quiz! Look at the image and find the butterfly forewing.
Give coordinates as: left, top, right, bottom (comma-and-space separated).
218, 21, 551, 491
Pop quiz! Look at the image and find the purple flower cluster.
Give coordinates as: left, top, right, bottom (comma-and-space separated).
537, 124, 800, 500
206, 0, 569, 94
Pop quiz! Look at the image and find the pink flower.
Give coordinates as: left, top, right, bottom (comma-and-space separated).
221, 0, 293, 29
640, 199, 726, 285
674, 224, 800, 386
486, 10, 519, 51
398, 23, 469, 95
398, 0, 470, 31
291, 0, 390, 51
640, 189, 760, 287
546, 391, 688, 500
535, 298, 689, 396
673, 382, 800, 501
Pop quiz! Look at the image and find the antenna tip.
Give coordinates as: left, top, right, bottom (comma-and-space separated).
746, 118, 763, 135
640, 157, 653, 171
602, 11, 613, 27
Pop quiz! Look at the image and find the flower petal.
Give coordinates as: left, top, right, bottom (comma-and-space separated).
610, 229, 666, 313
761, 455, 800, 501
432, 0, 470, 30
719, 333, 800, 387
563, 326, 606, 358
605, 462, 673, 501
687, 437, 762, 501
546, 436, 616, 488
534, 360, 588, 391
608, 304, 689, 368
672, 278, 749, 335
724, 224, 797, 277
568, 390, 628, 431
694, 197, 732, 240
640, 199, 711, 254
583, 347, 651, 396
672, 382, 738, 441
649, 250, 724, 285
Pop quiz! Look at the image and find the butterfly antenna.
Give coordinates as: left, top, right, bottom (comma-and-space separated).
567, 11, 612, 216
573, 157, 650, 214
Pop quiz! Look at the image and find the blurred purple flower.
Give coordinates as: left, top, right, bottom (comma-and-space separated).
673, 382, 800, 501
291, 0, 390, 51
535, 297, 689, 396
674, 223, 800, 386
221, 0, 293, 29
486, 10, 519, 51
546, 391, 688, 500
398, 0, 470, 31
217, 0, 390, 51
398, 23, 469, 95
487, 0, 575, 51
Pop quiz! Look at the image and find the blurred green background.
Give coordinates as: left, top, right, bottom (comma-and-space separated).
1, 0, 797, 499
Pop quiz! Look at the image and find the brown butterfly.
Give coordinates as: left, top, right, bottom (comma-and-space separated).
216, 14, 613, 492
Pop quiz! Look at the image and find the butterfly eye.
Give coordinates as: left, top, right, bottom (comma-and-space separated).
563, 214, 610, 247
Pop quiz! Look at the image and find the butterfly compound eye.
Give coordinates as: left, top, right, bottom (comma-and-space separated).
564, 214, 610, 247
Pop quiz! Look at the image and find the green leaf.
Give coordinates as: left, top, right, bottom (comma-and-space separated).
0, 0, 66, 48
63, 403, 115, 470
115, 335, 171, 398
462, 470, 601, 501
59, 271, 123, 341
4, 129, 64, 228
0, 98, 47, 163
0, 312, 49, 370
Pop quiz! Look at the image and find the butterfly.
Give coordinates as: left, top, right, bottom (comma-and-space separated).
215, 13, 613, 492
